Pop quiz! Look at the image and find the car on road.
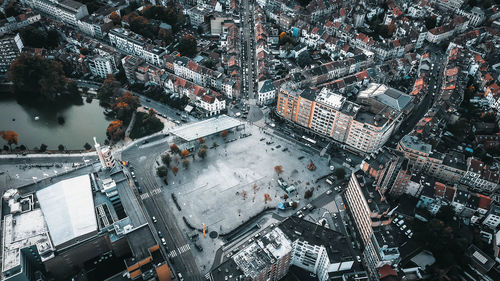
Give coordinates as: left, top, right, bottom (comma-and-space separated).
158, 231, 163, 238
152, 216, 157, 223
161, 238, 166, 246
178, 273, 184, 281
146, 99, 151, 102
356, 256, 362, 263
142, 140, 149, 144
131, 171, 136, 178
326, 190, 333, 195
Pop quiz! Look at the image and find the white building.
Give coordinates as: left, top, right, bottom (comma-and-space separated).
88, 55, 117, 79
26, 0, 89, 26
483, 204, 500, 229
108, 28, 145, 57
197, 94, 226, 116
0, 12, 41, 36
0, 33, 23, 73
257, 80, 276, 105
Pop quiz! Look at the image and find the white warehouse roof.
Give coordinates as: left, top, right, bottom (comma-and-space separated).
36, 175, 97, 246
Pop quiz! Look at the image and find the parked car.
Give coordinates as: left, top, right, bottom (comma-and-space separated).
152, 216, 157, 223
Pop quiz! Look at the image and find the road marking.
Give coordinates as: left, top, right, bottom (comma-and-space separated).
140, 193, 150, 200
177, 244, 191, 254
168, 250, 177, 258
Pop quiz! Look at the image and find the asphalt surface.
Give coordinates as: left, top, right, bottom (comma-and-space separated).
121, 137, 202, 281
240, 0, 256, 99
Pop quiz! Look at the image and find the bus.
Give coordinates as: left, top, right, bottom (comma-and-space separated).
302, 136, 317, 145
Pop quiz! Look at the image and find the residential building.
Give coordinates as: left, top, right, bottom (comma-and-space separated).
76, 5, 118, 39
344, 170, 402, 280
483, 204, 500, 229
0, 11, 41, 36
121, 55, 145, 83
0, 33, 23, 74
460, 158, 500, 193
209, 216, 356, 281
257, 79, 276, 105
109, 27, 145, 56
431, 0, 464, 11
277, 83, 412, 153
26, 0, 89, 26
88, 54, 118, 79
187, 6, 211, 27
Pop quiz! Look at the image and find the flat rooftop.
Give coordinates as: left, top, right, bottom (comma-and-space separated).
36, 174, 97, 247
170, 115, 243, 142
2, 209, 54, 275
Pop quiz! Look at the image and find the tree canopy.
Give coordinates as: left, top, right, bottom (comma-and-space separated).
19, 26, 59, 49
97, 75, 122, 106
9, 53, 79, 105
177, 34, 197, 57
106, 120, 125, 142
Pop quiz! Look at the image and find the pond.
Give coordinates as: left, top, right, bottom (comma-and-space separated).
0, 98, 110, 150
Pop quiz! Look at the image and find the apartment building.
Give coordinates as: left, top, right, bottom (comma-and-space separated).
76, 5, 118, 39
88, 54, 117, 79
0, 33, 23, 74
209, 217, 356, 281
109, 28, 145, 57
0, 11, 41, 36
26, 0, 88, 26
277, 83, 412, 153
460, 158, 500, 193
344, 170, 402, 280
431, 0, 464, 11
121, 55, 144, 83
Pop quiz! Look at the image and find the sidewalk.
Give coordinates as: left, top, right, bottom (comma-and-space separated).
0, 152, 97, 159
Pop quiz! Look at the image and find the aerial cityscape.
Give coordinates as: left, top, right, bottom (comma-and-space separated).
1, 0, 500, 280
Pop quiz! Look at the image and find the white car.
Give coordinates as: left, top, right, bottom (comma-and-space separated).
326, 190, 333, 195
152, 216, 157, 223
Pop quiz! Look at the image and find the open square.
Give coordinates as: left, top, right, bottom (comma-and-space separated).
160, 124, 333, 270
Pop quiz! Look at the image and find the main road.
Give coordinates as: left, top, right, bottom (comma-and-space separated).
240, 0, 256, 100
121, 138, 202, 280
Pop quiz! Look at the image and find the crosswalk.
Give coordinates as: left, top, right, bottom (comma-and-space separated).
140, 188, 162, 200
167, 244, 191, 258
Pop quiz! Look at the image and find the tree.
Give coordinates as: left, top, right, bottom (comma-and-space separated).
84, 142, 92, 150
123, 12, 155, 39
110, 11, 121, 25
198, 137, 205, 144
19, 145, 26, 151
112, 92, 140, 121
177, 34, 197, 57
172, 165, 179, 175
157, 165, 168, 177
161, 153, 172, 167
436, 205, 455, 224
106, 120, 125, 142
425, 16, 437, 30
97, 75, 121, 106
181, 149, 189, 158
291, 201, 298, 209
264, 193, 272, 203
242, 190, 247, 200
182, 159, 190, 169
170, 143, 180, 154
58, 144, 65, 151
197, 148, 207, 159
297, 51, 312, 68
334, 168, 346, 179
221, 130, 228, 138
283, 194, 289, 200
274, 165, 283, 175
0, 130, 18, 150
304, 189, 313, 199
40, 144, 48, 152
9, 53, 73, 105
57, 116, 65, 125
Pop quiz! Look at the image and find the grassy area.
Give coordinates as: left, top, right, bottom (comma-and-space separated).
129, 111, 164, 139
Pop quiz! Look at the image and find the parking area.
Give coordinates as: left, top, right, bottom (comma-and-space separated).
159, 124, 333, 271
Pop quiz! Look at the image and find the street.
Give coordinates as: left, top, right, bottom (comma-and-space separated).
121, 138, 202, 280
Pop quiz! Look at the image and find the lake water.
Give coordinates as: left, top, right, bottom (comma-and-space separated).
0, 98, 110, 150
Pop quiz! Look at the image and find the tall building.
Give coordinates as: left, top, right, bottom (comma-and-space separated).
276, 83, 413, 153
0, 33, 23, 74
26, 0, 89, 26
88, 54, 118, 79
344, 170, 405, 280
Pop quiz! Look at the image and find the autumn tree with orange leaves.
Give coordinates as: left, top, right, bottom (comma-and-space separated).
1, 131, 18, 151
180, 149, 189, 158
110, 11, 121, 25
112, 92, 140, 122
106, 120, 124, 142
